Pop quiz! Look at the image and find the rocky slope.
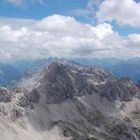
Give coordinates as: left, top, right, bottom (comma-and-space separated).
0, 61, 140, 140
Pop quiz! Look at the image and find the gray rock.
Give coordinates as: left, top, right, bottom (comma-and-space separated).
0, 61, 140, 140
0, 87, 13, 102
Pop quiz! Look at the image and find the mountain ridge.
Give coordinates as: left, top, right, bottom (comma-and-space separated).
0, 61, 140, 140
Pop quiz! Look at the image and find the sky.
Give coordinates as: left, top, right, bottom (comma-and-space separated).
0, 0, 140, 62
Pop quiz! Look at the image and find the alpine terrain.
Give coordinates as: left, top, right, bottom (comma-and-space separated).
0, 60, 140, 140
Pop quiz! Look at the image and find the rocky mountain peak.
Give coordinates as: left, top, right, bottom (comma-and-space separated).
0, 61, 140, 140
35, 62, 76, 104
27, 61, 137, 104
44, 61, 68, 81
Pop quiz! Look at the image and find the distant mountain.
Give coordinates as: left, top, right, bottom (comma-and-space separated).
106, 58, 140, 82
0, 63, 21, 86
72, 58, 140, 82
72, 58, 122, 68
1, 57, 140, 87
0, 61, 140, 140
12, 57, 59, 73
110, 62, 140, 82
12, 60, 35, 73
0, 58, 59, 87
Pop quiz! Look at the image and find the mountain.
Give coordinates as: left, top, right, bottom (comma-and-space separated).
12, 60, 35, 73
0, 58, 59, 87
1, 57, 140, 87
12, 57, 59, 73
109, 60, 140, 82
0, 63, 21, 86
72, 58, 121, 69
0, 61, 140, 140
72, 58, 140, 82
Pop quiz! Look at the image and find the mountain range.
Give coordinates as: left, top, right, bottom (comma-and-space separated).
1, 57, 140, 87
0, 60, 140, 140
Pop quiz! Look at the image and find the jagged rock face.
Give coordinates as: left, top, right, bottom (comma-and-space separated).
33, 62, 116, 104
40, 62, 76, 103
31, 62, 139, 104
98, 77, 140, 101
23, 62, 140, 139
18, 89, 40, 109
0, 87, 13, 102
0, 61, 140, 140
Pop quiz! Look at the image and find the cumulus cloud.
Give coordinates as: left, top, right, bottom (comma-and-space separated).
70, 0, 103, 19
0, 14, 139, 62
128, 34, 140, 47
96, 0, 140, 27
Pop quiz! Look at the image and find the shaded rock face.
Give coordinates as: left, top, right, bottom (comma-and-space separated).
0, 61, 140, 140
33, 62, 102, 103
98, 77, 140, 101
40, 62, 75, 103
0, 87, 12, 102
18, 89, 40, 109
32, 62, 139, 104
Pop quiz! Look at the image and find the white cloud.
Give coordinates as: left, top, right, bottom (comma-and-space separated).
92, 23, 113, 39
128, 34, 140, 44
0, 26, 28, 42
96, 0, 140, 27
69, 9, 91, 17
69, 0, 103, 20
0, 14, 140, 62
128, 34, 140, 47
87, 0, 103, 11
0, 17, 36, 28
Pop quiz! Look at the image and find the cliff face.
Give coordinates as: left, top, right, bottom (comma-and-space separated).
0, 61, 140, 140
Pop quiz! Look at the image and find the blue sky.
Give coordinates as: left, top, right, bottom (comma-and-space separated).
0, 0, 86, 19
0, 0, 140, 61
0, 0, 140, 35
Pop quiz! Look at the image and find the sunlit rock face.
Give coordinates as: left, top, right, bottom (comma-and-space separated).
0, 61, 140, 140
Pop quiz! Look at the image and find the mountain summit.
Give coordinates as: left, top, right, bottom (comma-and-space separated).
0, 61, 140, 140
